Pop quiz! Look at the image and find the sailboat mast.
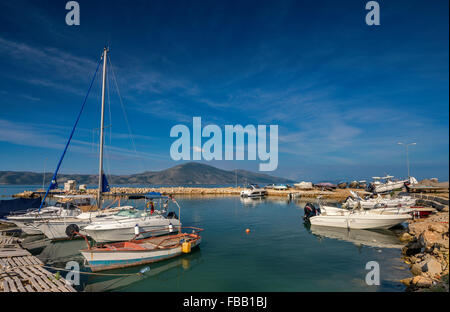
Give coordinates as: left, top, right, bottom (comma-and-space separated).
98, 47, 108, 210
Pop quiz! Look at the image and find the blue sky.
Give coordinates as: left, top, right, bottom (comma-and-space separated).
0, 0, 448, 182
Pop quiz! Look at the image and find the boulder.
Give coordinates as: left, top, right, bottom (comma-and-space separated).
399, 232, 414, 243
402, 241, 422, 256
408, 222, 430, 236
423, 258, 443, 278
430, 223, 448, 234
419, 230, 442, 248
412, 275, 433, 288
400, 277, 413, 286
410, 263, 424, 276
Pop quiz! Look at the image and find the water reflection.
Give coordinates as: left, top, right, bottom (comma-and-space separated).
23, 235, 86, 265
83, 249, 203, 292
307, 224, 403, 249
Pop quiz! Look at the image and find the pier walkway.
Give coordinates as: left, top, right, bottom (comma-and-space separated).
0, 234, 76, 292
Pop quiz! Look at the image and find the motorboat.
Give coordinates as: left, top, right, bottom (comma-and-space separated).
343, 191, 416, 210
33, 205, 134, 240
293, 181, 313, 190
240, 184, 267, 198
83, 205, 181, 242
5, 195, 93, 235
307, 207, 411, 229
367, 175, 415, 194
303, 200, 411, 230
273, 184, 289, 190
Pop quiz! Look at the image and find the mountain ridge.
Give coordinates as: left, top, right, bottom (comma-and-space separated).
0, 162, 294, 185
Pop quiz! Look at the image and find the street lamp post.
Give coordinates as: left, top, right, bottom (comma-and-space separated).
397, 142, 416, 178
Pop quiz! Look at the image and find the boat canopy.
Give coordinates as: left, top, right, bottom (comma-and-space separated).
145, 192, 169, 199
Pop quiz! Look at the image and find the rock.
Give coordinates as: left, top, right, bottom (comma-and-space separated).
423, 258, 443, 278
420, 230, 442, 248
400, 277, 413, 286
399, 232, 414, 243
412, 275, 433, 288
430, 223, 448, 234
403, 241, 422, 256
411, 263, 424, 276
408, 222, 430, 236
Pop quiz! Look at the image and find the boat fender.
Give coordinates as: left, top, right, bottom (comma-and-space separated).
169, 223, 173, 233
134, 224, 140, 235
65, 224, 80, 239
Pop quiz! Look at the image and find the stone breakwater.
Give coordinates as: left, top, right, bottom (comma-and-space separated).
399, 198, 449, 292
13, 187, 360, 201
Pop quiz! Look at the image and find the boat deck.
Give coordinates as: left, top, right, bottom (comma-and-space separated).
100, 235, 185, 251
0, 234, 76, 292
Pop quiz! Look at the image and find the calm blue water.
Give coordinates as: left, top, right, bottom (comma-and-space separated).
2, 186, 410, 292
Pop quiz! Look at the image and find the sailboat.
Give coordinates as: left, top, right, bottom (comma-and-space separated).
32, 48, 180, 241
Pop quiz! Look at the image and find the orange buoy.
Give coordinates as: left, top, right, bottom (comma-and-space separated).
245, 228, 250, 234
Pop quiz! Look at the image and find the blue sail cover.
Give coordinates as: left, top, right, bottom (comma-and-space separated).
102, 174, 110, 192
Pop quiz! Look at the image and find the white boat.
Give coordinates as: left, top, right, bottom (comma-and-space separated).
83, 206, 181, 243
344, 191, 416, 210
33, 205, 134, 240
240, 184, 267, 197
293, 181, 313, 190
273, 184, 288, 190
5, 195, 93, 235
303, 200, 411, 230
308, 208, 411, 229
367, 175, 415, 193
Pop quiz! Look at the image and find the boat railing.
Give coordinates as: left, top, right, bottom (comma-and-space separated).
131, 226, 204, 241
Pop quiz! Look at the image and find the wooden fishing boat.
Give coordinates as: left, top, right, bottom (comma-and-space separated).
80, 227, 203, 272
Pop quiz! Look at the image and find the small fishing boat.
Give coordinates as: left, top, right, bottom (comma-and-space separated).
337, 181, 348, 189
80, 227, 203, 272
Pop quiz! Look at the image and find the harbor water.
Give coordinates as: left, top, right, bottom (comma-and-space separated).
2, 186, 410, 292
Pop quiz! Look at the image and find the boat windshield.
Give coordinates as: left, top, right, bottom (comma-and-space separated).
114, 209, 144, 218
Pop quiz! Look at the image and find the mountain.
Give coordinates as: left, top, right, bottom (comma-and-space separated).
0, 162, 293, 185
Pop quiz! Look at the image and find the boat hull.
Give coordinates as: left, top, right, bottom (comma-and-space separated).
81, 238, 201, 272
84, 218, 181, 243
11, 221, 43, 235
309, 213, 411, 229
36, 219, 91, 240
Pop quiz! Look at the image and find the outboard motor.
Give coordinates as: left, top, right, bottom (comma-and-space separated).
303, 203, 320, 221
65, 224, 80, 239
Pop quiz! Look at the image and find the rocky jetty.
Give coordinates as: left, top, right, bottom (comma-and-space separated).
13, 186, 359, 201
400, 198, 449, 292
